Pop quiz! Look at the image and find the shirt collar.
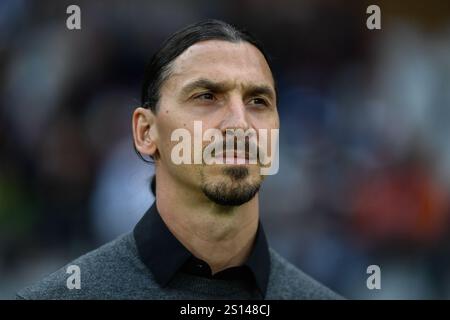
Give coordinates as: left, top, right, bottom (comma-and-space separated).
133, 202, 270, 296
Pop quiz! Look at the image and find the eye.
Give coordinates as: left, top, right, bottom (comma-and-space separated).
195, 92, 215, 101
249, 97, 268, 107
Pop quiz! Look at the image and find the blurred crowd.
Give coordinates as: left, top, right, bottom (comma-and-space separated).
1, 0, 450, 299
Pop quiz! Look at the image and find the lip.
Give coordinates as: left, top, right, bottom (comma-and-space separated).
214, 150, 249, 159
211, 150, 260, 165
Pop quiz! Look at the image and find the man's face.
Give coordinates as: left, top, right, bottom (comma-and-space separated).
154, 40, 279, 206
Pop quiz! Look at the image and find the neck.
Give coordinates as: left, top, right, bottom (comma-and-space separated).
155, 168, 259, 274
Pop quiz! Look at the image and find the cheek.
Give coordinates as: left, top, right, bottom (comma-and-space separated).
155, 117, 183, 160
254, 116, 279, 155
156, 117, 200, 166
253, 114, 279, 132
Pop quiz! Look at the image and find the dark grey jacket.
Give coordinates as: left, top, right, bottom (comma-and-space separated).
17, 232, 342, 300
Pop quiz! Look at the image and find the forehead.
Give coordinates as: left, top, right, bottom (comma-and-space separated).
165, 40, 274, 90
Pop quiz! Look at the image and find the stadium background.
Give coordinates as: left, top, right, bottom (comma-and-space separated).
1, 0, 450, 299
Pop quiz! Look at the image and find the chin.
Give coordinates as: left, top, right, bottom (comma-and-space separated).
200, 169, 262, 207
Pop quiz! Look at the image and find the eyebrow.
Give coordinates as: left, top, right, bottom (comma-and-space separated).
179, 78, 276, 102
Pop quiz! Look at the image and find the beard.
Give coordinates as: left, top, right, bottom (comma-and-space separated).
200, 166, 261, 206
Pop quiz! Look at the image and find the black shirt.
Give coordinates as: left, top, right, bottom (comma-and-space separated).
133, 203, 270, 297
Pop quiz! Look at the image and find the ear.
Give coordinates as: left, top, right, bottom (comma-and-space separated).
132, 107, 158, 158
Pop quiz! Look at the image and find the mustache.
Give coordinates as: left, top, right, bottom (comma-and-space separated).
206, 136, 264, 160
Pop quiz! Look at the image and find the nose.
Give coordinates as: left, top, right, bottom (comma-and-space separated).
219, 96, 250, 133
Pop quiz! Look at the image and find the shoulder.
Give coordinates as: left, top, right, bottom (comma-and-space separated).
266, 248, 343, 300
16, 233, 157, 300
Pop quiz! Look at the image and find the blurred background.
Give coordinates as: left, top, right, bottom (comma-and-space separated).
1, 0, 450, 299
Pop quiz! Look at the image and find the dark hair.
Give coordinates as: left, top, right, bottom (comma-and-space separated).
141, 19, 274, 112
138, 19, 274, 196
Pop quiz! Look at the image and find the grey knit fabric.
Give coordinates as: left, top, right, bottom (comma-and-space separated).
17, 232, 341, 300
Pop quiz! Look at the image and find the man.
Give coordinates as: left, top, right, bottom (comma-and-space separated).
18, 20, 341, 299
